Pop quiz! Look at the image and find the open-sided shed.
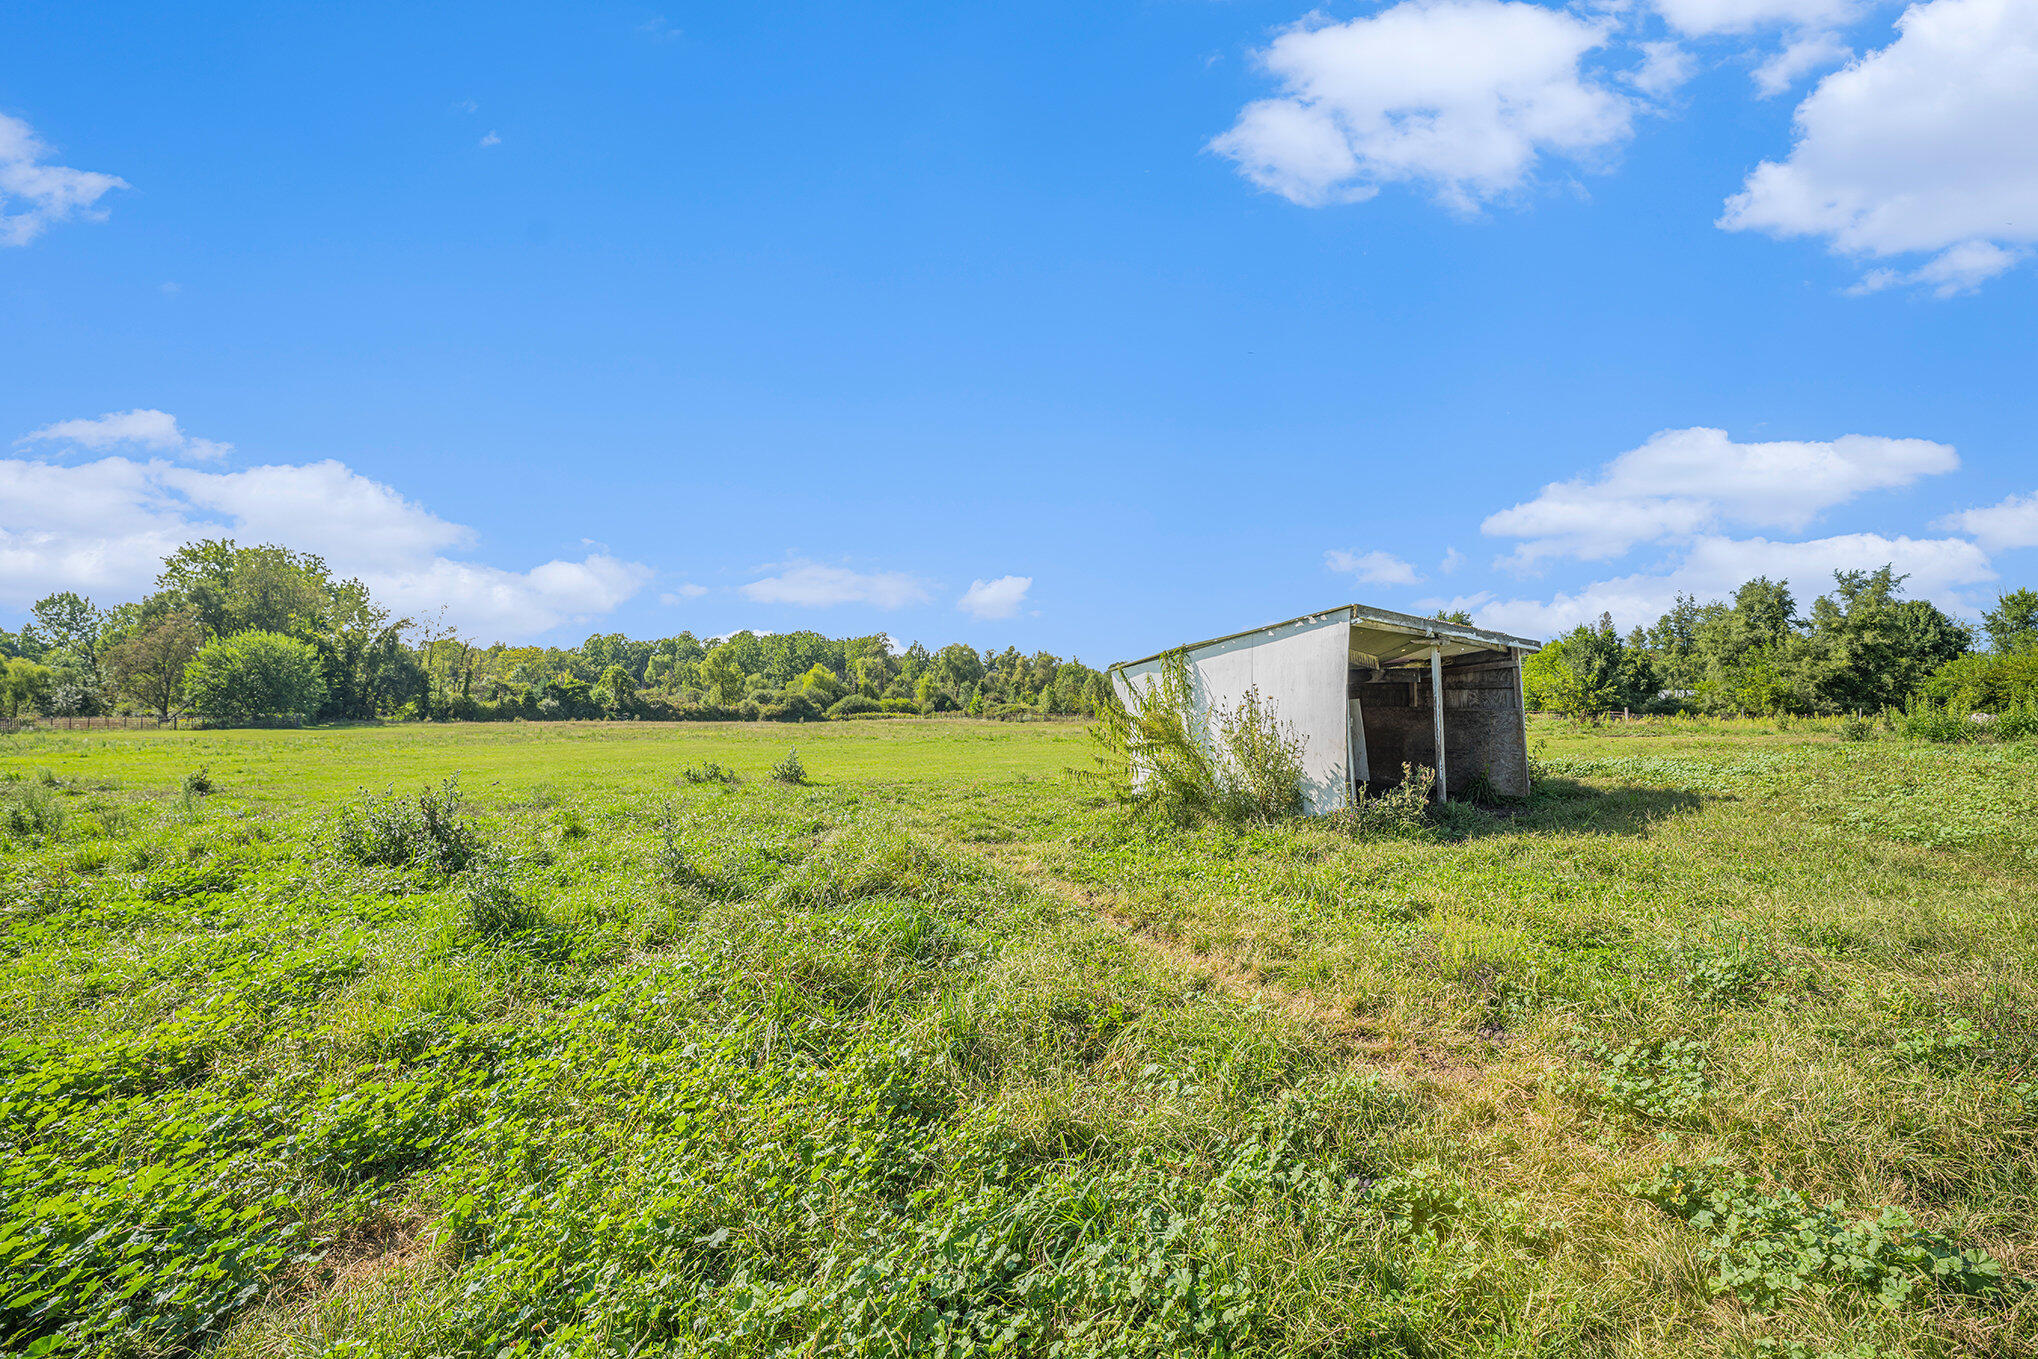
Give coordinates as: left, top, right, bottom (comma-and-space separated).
1110, 605, 1542, 814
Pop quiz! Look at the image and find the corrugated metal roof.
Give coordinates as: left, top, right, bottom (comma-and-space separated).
1110, 603, 1541, 671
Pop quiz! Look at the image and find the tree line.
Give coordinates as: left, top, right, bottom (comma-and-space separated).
1520, 568, 2038, 719
0, 539, 1114, 726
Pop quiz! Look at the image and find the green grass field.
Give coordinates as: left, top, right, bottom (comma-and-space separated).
3, 717, 2034, 1358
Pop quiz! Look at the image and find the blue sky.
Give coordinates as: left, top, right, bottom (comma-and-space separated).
3, 0, 2033, 664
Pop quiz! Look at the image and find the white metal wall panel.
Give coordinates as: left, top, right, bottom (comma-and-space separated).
1114, 611, 1352, 814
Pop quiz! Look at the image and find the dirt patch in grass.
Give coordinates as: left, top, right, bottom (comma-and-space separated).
315, 1210, 443, 1295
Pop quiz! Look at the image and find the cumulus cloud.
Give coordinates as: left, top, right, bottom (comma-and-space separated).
958, 575, 1033, 620
1720, 0, 2038, 293
1936, 491, 2038, 551
1209, 0, 1634, 212
0, 112, 128, 246
1626, 41, 1698, 99
1325, 549, 1423, 586
1483, 426, 1958, 569
21, 408, 232, 461
1433, 530, 1996, 636
1651, 0, 1864, 36
739, 561, 931, 609
0, 448, 649, 639
1751, 30, 1853, 94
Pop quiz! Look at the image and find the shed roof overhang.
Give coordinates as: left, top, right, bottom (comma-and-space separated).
1111, 604, 1541, 673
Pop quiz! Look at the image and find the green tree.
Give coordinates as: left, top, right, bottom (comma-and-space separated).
1803, 567, 1970, 712
699, 645, 746, 705
2, 658, 55, 721
594, 664, 637, 715
102, 613, 204, 719
25, 591, 103, 658
797, 663, 845, 704
1534, 616, 1658, 719
1983, 588, 2038, 653
183, 631, 329, 724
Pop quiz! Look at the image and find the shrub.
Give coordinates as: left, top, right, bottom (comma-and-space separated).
1839, 712, 1873, 742
182, 767, 214, 796
1086, 654, 1308, 826
1894, 698, 1969, 744
182, 631, 328, 724
679, 760, 740, 785
770, 747, 807, 785
1996, 700, 2038, 741
760, 693, 822, 723
827, 693, 881, 718
1919, 650, 2038, 712
332, 779, 484, 874
879, 697, 921, 714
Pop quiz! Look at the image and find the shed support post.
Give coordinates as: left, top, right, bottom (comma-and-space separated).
1429, 645, 1447, 802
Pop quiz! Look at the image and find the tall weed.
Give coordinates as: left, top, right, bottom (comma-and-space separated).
332, 778, 484, 874
1328, 763, 1434, 838
1087, 653, 1308, 826
2, 782, 65, 841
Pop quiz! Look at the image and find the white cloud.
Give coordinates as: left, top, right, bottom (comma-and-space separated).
1325, 548, 1423, 585
659, 583, 709, 605
1936, 491, 2038, 550
1484, 426, 1958, 568
1439, 546, 1467, 574
739, 561, 932, 609
1626, 41, 1698, 99
1751, 30, 1853, 94
958, 575, 1033, 620
21, 408, 232, 461
479, 130, 501, 148
1651, 0, 1864, 36
0, 112, 128, 247
1720, 0, 2038, 293
1209, 0, 1634, 212
0, 451, 649, 639
1435, 530, 1995, 636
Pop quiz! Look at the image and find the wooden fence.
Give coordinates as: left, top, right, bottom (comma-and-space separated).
0, 715, 185, 734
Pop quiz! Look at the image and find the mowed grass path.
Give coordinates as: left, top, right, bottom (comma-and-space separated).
2, 717, 2033, 1358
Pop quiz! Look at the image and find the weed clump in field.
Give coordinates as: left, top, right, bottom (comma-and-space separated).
1678, 937, 1777, 1006
1086, 652, 1307, 826
2, 781, 66, 841
679, 760, 740, 785
1579, 1037, 1709, 1122
1328, 763, 1435, 838
182, 766, 214, 796
332, 778, 484, 874
655, 815, 733, 897
1634, 1160, 2005, 1307
463, 855, 545, 938
770, 747, 807, 785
